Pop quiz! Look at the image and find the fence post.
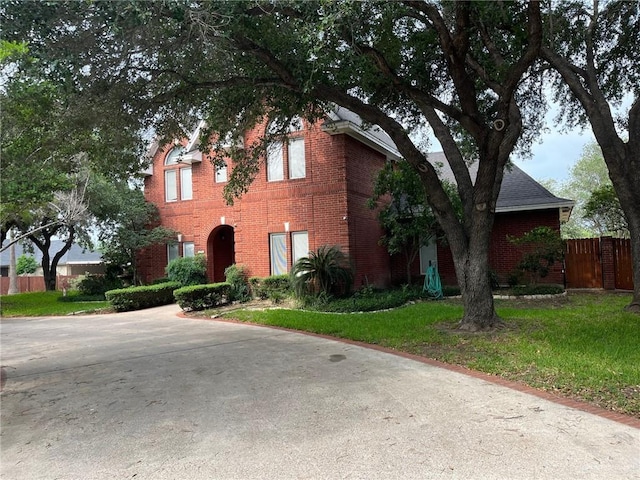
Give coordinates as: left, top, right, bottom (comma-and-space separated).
600, 236, 615, 290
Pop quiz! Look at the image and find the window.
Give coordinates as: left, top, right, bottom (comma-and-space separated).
215, 162, 228, 183
288, 138, 305, 179
267, 141, 284, 182
270, 233, 287, 275
167, 243, 179, 264
419, 240, 437, 274
183, 242, 195, 257
180, 167, 192, 200
165, 146, 185, 165
165, 170, 177, 202
291, 231, 309, 266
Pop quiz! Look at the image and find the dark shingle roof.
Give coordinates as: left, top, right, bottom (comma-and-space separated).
0, 241, 103, 267
426, 152, 573, 212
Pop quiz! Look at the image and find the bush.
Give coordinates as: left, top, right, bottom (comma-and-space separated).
250, 274, 291, 301
151, 277, 171, 285
225, 264, 251, 302
72, 273, 123, 297
174, 282, 231, 311
442, 285, 461, 297
511, 284, 565, 296
105, 282, 180, 312
16, 255, 38, 275
302, 288, 412, 313
166, 254, 207, 287
291, 245, 353, 298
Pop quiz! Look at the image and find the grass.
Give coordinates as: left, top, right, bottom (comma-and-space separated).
0, 291, 110, 317
214, 291, 640, 418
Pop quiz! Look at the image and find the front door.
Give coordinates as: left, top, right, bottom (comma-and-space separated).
207, 226, 235, 282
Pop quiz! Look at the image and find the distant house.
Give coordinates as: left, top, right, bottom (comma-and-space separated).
137, 107, 573, 288
0, 241, 105, 277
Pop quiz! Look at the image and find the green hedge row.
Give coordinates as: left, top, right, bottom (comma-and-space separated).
105, 282, 181, 312
174, 282, 231, 311
249, 274, 291, 300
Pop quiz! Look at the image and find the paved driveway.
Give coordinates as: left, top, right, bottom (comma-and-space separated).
1, 305, 638, 479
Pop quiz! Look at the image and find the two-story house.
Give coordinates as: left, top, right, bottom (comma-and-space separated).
137, 107, 573, 288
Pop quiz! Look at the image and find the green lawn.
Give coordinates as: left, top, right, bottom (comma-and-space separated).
0, 291, 110, 317
219, 292, 640, 418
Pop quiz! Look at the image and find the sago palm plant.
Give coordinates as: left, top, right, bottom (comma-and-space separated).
290, 245, 354, 298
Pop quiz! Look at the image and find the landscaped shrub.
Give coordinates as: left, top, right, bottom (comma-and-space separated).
225, 264, 251, 302
250, 275, 291, 301
166, 254, 207, 287
508, 227, 564, 284
302, 288, 410, 313
105, 282, 180, 312
72, 273, 123, 298
442, 285, 461, 297
511, 284, 565, 296
174, 282, 231, 311
291, 245, 353, 298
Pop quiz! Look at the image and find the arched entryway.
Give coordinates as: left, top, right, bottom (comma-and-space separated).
207, 225, 235, 282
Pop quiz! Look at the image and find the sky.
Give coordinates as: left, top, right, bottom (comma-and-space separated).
512, 127, 595, 184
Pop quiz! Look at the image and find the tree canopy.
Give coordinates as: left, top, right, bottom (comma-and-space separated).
2, 0, 548, 329
541, 0, 640, 310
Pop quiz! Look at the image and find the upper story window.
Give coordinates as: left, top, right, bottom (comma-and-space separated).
165, 146, 185, 166
215, 162, 228, 183
164, 145, 192, 202
266, 117, 306, 182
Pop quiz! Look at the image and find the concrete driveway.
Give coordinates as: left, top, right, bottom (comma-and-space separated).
1, 304, 638, 479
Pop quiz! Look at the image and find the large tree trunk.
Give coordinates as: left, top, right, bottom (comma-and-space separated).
30, 225, 75, 292
603, 144, 640, 311
448, 216, 502, 331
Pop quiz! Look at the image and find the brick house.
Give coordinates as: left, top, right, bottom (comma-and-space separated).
137, 108, 573, 288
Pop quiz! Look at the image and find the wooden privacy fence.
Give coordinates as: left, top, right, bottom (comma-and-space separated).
0, 276, 77, 295
565, 237, 633, 290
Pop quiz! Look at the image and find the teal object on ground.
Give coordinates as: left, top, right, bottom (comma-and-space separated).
424, 264, 443, 299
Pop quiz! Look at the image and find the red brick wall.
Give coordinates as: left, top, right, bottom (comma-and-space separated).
344, 137, 391, 288
138, 120, 372, 284
432, 209, 564, 287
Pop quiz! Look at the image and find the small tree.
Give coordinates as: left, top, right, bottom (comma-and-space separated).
16, 254, 37, 275
166, 254, 207, 287
369, 161, 462, 284
584, 185, 628, 238
291, 245, 353, 299
508, 227, 564, 285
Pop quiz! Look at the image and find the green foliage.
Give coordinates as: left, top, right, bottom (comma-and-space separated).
165, 254, 207, 287
508, 227, 565, 285
290, 245, 353, 299
584, 184, 628, 237
95, 181, 177, 284
224, 264, 251, 302
174, 282, 231, 311
250, 274, 291, 301
368, 161, 461, 284
540, 142, 612, 239
16, 254, 38, 275
105, 282, 180, 312
71, 273, 123, 298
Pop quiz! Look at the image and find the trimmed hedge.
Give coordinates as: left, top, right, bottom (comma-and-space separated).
105, 282, 180, 312
174, 282, 231, 311
250, 275, 291, 300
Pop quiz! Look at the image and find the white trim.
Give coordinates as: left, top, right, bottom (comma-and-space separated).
321, 120, 402, 161
179, 150, 203, 164
495, 201, 574, 214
